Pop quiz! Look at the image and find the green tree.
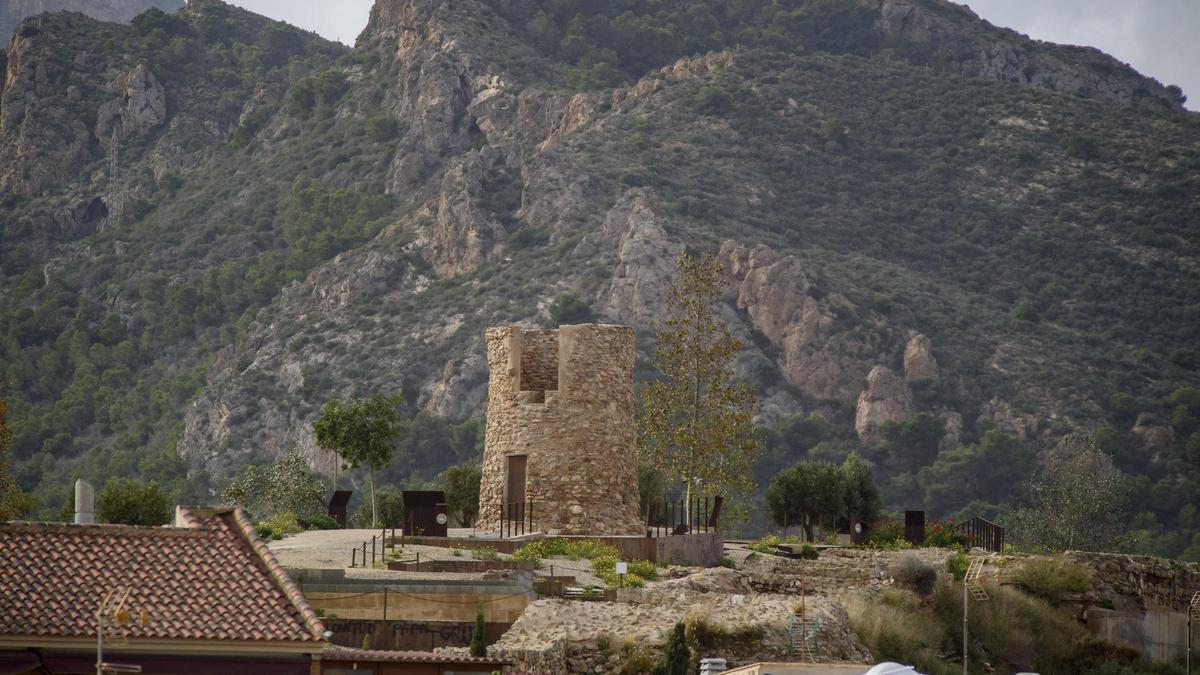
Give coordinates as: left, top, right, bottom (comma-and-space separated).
314, 393, 404, 527
766, 461, 844, 541
840, 452, 881, 522
917, 431, 1034, 514
441, 462, 482, 527
1013, 298, 1040, 322
639, 254, 760, 522
97, 479, 172, 526
547, 293, 594, 325
373, 487, 406, 527
879, 413, 945, 466
0, 395, 33, 521
223, 450, 327, 520
637, 462, 669, 515
469, 609, 487, 657
653, 622, 690, 675
1011, 435, 1130, 552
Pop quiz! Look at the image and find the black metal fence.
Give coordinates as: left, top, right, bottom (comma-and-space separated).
646, 496, 721, 537
498, 499, 535, 538
957, 516, 1004, 553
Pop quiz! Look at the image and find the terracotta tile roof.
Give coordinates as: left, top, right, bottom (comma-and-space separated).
0, 506, 325, 644
322, 647, 510, 666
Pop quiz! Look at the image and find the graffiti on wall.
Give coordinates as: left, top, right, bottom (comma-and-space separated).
326, 619, 509, 651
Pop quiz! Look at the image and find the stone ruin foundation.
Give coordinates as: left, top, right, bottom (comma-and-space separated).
476, 323, 644, 536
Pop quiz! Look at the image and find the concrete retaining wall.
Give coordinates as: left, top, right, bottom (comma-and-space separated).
324, 618, 510, 651
1085, 607, 1196, 662
291, 568, 534, 623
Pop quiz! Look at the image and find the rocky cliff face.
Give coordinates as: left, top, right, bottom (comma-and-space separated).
873, 0, 1186, 111
3, 0, 1199, 535
0, 0, 182, 44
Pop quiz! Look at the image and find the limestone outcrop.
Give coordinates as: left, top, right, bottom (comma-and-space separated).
605, 188, 684, 325
854, 365, 914, 443
1131, 412, 1174, 451
903, 333, 939, 382
95, 63, 166, 143
719, 241, 889, 402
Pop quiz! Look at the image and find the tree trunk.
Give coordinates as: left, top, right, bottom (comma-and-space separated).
803, 521, 815, 543
332, 451, 339, 492
369, 465, 378, 527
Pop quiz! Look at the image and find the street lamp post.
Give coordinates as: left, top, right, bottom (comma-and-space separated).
1188, 591, 1199, 675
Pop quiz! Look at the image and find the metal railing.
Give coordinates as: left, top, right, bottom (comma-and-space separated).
350, 527, 397, 568
498, 499, 535, 538
646, 496, 720, 537
956, 516, 1004, 553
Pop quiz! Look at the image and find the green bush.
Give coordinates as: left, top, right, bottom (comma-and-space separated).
471, 545, 499, 561
512, 538, 656, 586
890, 553, 938, 596
798, 544, 820, 560
947, 551, 969, 582
684, 613, 766, 650
924, 519, 969, 549
96, 479, 172, 526
864, 518, 909, 549
299, 513, 341, 530
1011, 556, 1093, 605
257, 512, 303, 540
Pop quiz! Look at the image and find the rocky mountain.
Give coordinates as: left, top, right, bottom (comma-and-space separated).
1, 0, 1198, 554
0, 0, 182, 44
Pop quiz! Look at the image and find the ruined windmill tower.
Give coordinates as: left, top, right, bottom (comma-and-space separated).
476, 324, 644, 535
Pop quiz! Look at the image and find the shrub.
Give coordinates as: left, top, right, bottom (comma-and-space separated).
469, 609, 486, 657
654, 622, 689, 675
1066, 133, 1100, 160
299, 513, 340, 530
799, 544, 820, 559
925, 519, 969, 549
96, 479, 172, 526
685, 613, 765, 649
947, 551, 969, 582
890, 553, 938, 596
512, 538, 655, 586
864, 518, 908, 549
547, 293, 594, 325
471, 546, 499, 561
1011, 556, 1092, 605
1013, 298, 1040, 322
257, 512, 303, 540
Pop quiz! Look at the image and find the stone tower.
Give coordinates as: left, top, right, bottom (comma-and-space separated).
476, 323, 644, 536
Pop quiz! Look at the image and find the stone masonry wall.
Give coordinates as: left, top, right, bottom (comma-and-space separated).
477, 324, 644, 535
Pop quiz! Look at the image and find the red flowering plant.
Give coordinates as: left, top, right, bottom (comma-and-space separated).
862, 517, 907, 549
924, 518, 970, 549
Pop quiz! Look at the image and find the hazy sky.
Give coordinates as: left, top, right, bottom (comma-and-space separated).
227, 0, 1198, 109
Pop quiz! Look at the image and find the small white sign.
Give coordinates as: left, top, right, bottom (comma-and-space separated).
435, 513, 448, 525
615, 561, 628, 575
